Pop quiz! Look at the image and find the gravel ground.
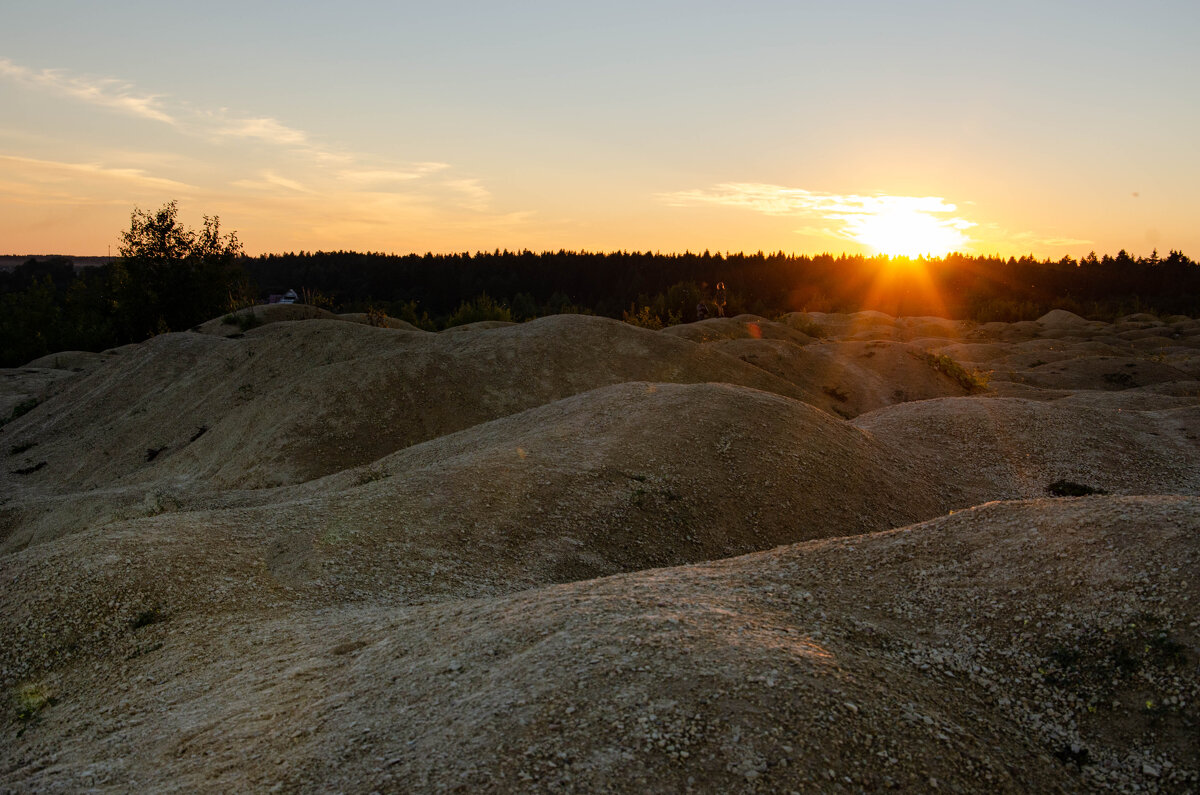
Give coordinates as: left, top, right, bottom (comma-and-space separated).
1, 309, 1198, 793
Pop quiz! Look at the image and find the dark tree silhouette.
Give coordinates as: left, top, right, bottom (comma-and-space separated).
114, 201, 247, 339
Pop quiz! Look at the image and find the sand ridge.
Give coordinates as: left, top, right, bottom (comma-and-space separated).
1, 309, 1199, 792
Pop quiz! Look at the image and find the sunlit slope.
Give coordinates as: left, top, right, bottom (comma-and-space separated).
5, 496, 1196, 792
1, 381, 948, 680
0, 315, 809, 495
663, 314, 978, 417
7, 374, 1200, 683
854, 396, 1200, 507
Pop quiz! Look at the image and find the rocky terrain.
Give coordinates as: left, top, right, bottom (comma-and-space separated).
1, 306, 1197, 792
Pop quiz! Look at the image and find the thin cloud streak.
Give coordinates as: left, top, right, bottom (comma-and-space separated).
0, 57, 509, 244
661, 182, 968, 222
230, 170, 314, 194
0, 154, 193, 192
337, 163, 452, 186
661, 182, 976, 250
443, 178, 492, 211
0, 57, 175, 124
214, 117, 310, 147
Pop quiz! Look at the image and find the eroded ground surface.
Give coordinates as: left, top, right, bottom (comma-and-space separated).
2, 308, 1197, 792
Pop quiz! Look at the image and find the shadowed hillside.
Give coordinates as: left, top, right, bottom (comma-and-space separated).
2, 309, 1198, 792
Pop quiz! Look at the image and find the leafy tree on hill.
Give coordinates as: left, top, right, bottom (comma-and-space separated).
113, 201, 248, 339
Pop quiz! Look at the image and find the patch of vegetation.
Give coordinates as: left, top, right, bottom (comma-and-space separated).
622, 304, 681, 330
365, 305, 389, 327
4, 397, 40, 426
15, 682, 55, 722
916, 352, 990, 393
11, 461, 46, 475
823, 384, 849, 403
446, 293, 513, 327
1046, 480, 1108, 497
131, 606, 167, 630
236, 310, 262, 332
787, 315, 828, 338
9, 441, 36, 455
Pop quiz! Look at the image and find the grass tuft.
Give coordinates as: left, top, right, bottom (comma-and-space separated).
916, 352, 990, 393
15, 682, 55, 722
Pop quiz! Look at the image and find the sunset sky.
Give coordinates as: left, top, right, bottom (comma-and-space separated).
3, 1, 1197, 258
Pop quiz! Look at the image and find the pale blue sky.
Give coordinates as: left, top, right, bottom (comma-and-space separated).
3, 1, 1198, 256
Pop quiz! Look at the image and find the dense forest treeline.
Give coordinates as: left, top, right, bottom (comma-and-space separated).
246, 247, 1200, 325
3, 238, 1199, 368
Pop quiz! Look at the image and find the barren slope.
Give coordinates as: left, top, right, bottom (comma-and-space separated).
0, 316, 808, 497
2, 309, 1199, 794
2, 497, 1195, 793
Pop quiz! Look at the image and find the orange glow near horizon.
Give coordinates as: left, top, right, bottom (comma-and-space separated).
860, 254, 950, 319
846, 205, 972, 258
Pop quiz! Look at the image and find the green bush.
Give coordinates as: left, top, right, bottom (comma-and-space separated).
15, 682, 55, 722
445, 294, 513, 327
917, 352, 989, 393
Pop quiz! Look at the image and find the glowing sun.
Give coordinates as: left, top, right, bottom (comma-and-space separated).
848, 205, 972, 258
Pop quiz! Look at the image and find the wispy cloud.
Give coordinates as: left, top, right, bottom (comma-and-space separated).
443, 178, 491, 211
660, 182, 967, 224
214, 116, 310, 147
230, 170, 314, 194
0, 154, 192, 191
1040, 237, 1093, 247
337, 162, 451, 187
981, 226, 1095, 252
0, 57, 175, 124
1, 57, 514, 250
661, 182, 975, 252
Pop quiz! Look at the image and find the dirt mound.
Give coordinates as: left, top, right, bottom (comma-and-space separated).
22, 350, 113, 371
440, 320, 518, 333
3, 309, 1199, 793
4, 496, 1195, 792
0, 368, 77, 420
194, 303, 424, 337
709, 338, 975, 418
193, 302, 341, 336
336, 312, 426, 331
0, 315, 809, 497
661, 315, 817, 346
1038, 309, 1090, 326
855, 396, 1200, 506
0, 382, 958, 680
1012, 355, 1191, 391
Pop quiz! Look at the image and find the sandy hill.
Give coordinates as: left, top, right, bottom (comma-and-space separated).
3, 497, 1195, 792
1, 315, 808, 497
1, 309, 1199, 792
